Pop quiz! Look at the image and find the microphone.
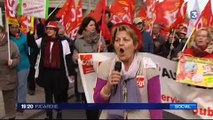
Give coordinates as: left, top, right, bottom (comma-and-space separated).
112, 61, 122, 95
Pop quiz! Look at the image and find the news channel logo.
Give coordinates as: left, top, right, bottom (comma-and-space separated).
190, 10, 198, 20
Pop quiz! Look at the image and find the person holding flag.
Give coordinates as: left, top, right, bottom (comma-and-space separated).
180, 28, 213, 59
0, 25, 20, 119
98, 9, 114, 52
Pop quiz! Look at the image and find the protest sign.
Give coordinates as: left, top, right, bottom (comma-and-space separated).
18, 0, 49, 19
176, 55, 213, 88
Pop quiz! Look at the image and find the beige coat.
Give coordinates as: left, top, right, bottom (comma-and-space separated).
0, 36, 20, 90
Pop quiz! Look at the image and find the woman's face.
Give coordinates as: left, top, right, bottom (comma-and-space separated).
46, 27, 57, 37
195, 30, 210, 49
168, 34, 175, 41
9, 24, 19, 35
85, 20, 96, 32
114, 31, 137, 62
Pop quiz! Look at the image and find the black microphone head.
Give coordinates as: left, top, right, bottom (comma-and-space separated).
114, 61, 122, 72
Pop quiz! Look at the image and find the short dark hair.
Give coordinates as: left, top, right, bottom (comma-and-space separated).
78, 16, 99, 35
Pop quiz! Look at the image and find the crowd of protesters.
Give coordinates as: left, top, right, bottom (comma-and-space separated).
0, 9, 213, 119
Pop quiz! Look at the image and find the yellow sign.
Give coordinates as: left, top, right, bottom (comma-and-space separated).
176, 55, 213, 88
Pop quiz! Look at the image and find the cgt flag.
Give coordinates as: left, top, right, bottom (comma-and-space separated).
110, 0, 135, 24
4, 0, 19, 25
195, 0, 212, 29
56, 0, 83, 40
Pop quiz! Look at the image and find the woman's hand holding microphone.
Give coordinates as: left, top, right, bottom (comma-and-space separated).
101, 61, 122, 99
101, 71, 122, 99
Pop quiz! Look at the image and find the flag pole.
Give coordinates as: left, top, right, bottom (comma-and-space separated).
181, 27, 195, 52
167, 29, 176, 59
47, 0, 65, 19
97, 31, 102, 53
4, 7, 11, 61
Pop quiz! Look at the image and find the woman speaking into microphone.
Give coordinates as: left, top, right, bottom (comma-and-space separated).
93, 23, 162, 119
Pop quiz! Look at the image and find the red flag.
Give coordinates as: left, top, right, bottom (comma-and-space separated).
69, 0, 83, 40
210, 17, 213, 27
56, 0, 70, 19
136, 5, 147, 20
100, 0, 111, 42
19, 16, 31, 34
110, 0, 135, 24
146, 0, 156, 20
76, 0, 83, 26
64, 0, 76, 34
87, 0, 104, 22
4, 0, 19, 25
172, 2, 188, 29
145, 0, 157, 33
56, 0, 83, 40
155, 0, 184, 32
195, 0, 212, 29
56, 0, 77, 36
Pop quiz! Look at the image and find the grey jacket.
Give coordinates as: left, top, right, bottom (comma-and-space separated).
0, 36, 20, 90
75, 36, 107, 53
74, 34, 107, 93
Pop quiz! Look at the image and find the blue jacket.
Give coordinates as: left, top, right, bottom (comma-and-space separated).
141, 30, 154, 53
10, 32, 30, 71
